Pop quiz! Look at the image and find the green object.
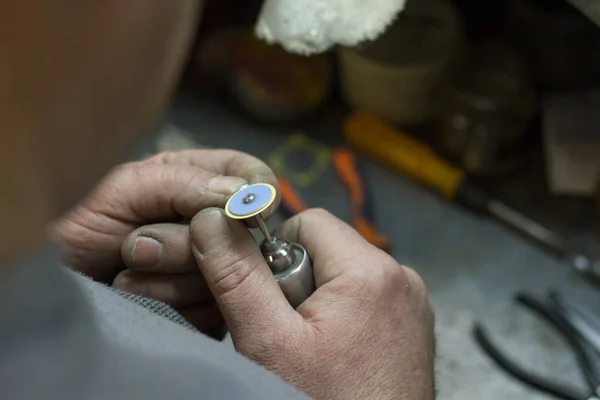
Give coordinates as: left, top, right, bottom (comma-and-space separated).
268, 133, 331, 188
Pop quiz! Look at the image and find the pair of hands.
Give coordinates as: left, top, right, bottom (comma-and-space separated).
52, 149, 435, 400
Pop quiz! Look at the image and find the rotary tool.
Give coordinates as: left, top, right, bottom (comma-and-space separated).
225, 183, 315, 308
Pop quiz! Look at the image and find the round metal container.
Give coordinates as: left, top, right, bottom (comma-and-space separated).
338, 0, 464, 126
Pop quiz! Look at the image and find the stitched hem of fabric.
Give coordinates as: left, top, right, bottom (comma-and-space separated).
73, 270, 198, 333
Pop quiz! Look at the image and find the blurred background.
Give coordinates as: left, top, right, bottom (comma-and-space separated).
133, 0, 600, 398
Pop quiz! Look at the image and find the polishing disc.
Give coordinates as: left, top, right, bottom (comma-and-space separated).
225, 183, 277, 219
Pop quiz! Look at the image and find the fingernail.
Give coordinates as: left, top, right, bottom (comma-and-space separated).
191, 208, 232, 256
208, 176, 247, 196
132, 236, 163, 269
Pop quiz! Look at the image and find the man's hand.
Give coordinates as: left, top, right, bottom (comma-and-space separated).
52, 149, 279, 338
190, 207, 435, 399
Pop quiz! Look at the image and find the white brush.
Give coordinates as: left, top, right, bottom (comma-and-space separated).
255, 0, 407, 55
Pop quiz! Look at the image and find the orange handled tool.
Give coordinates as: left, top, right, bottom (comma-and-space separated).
277, 147, 391, 253
333, 148, 391, 253
278, 177, 309, 215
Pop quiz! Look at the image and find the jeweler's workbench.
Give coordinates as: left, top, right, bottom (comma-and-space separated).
136, 90, 600, 400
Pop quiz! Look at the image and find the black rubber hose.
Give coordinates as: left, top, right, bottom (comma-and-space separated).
516, 293, 599, 395
473, 323, 584, 400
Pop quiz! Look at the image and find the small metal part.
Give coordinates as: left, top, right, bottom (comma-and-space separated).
574, 254, 592, 272
225, 183, 276, 219
260, 238, 295, 272
571, 254, 600, 285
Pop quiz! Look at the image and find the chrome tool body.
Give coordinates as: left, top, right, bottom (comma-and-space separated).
225, 183, 315, 308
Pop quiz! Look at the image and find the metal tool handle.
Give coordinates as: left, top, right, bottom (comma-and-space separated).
261, 239, 315, 308
223, 183, 316, 307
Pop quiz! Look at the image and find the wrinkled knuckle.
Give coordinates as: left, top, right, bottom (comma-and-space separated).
344, 264, 379, 294
211, 251, 262, 297
401, 266, 432, 316
355, 260, 416, 297
169, 162, 190, 179
371, 266, 394, 293
382, 263, 412, 289
175, 167, 209, 193
101, 163, 143, 194
402, 266, 427, 294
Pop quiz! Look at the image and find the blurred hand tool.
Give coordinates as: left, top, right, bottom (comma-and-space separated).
474, 292, 600, 400
344, 111, 598, 281
225, 183, 315, 308
278, 147, 391, 253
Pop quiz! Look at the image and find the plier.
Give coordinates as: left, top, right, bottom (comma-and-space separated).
277, 147, 391, 253
474, 292, 600, 400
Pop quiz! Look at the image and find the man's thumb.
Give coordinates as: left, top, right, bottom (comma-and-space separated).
190, 208, 295, 342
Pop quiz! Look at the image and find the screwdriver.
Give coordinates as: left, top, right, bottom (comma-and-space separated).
344, 111, 598, 280
225, 183, 315, 308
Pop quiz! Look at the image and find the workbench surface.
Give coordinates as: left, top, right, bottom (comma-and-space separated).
141, 89, 600, 400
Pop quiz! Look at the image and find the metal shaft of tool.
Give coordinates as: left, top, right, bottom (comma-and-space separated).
255, 214, 274, 243
486, 199, 567, 257
483, 197, 598, 281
